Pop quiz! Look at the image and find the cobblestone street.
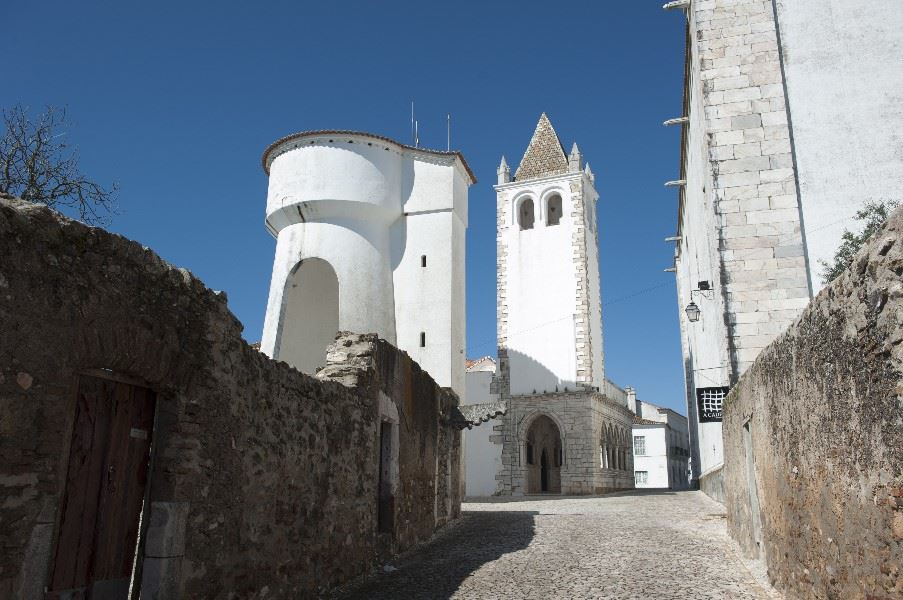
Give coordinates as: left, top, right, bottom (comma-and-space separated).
339, 491, 780, 600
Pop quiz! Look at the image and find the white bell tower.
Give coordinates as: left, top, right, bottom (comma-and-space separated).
494, 113, 604, 396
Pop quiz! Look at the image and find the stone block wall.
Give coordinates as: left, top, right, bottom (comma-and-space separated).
723, 208, 903, 598
497, 391, 634, 495
0, 198, 461, 599
691, 0, 812, 375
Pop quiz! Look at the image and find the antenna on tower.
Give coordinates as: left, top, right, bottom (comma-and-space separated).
415, 120, 419, 147
411, 101, 415, 145
447, 113, 451, 151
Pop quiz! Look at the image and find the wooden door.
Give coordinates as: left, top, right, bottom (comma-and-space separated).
47, 375, 155, 600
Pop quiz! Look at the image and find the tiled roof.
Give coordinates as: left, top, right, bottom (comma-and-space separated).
514, 113, 569, 181
633, 416, 662, 426
261, 129, 476, 184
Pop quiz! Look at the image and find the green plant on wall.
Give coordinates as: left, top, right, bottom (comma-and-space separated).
820, 200, 900, 284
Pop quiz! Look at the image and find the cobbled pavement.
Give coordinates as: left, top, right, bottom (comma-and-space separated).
338, 490, 781, 600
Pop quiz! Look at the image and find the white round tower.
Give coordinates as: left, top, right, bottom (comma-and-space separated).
259, 130, 474, 392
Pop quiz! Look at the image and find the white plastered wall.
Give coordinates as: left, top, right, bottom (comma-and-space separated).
774, 0, 903, 291
463, 368, 502, 497
499, 175, 590, 395
675, 19, 732, 480
633, 425, 670, 489
260, 134, 470, 400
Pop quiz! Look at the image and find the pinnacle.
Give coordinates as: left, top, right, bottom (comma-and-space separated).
514, 113, 569, 181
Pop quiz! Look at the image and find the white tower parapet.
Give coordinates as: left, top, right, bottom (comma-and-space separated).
259, 130, 475, 398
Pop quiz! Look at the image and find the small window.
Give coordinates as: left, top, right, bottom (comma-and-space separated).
421, 255, 427, 268
633, 436, 646, 456
526, 443, 534, 465
518, 198, 535, 230
635, 471, 649, 485
547, 194, 562, 226
419, 332, 426, 347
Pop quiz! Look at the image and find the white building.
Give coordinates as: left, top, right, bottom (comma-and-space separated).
462, 357, 503, 497
664, 0, 903, 500
258, 130, 475, 397
489, 114, 635, 496
629, 392, 690, 490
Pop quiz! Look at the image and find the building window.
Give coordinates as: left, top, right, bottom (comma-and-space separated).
421, 255, 427, 268
546, 194, 562, 226
526, 442, 534, 465
518, 198, 535, 230
696, 386, 729, 422
419, 332, 426, 347
633, 436, 646, 456
635, 471, 648, 485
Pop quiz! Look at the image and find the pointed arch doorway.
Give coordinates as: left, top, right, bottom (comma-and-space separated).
525, 415, 562, 494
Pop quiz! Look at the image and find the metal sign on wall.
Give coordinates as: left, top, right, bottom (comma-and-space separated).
696, 386, 729, 422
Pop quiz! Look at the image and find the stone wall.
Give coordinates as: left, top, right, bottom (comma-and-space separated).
692, 0, 812, 376
0, 198, 461, 599
497, 391, 634, 496
723, 208, 903, 598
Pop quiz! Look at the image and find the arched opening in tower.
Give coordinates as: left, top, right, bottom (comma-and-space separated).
546, 194, 562, 226
525, 414, 562, 493
518, 197, 535, 230
276, 257, 340, 374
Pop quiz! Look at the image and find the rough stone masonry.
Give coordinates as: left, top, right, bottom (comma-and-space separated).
0, 197, 465, 599
723, 207, 903, 599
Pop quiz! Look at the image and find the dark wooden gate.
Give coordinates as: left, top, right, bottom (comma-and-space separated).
46, 374, 156, 600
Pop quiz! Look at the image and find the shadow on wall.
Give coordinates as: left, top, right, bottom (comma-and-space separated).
336, 510, 538, 600
505, 348, 583, 395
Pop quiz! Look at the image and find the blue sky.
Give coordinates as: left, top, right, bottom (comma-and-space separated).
3, 1, 688, 413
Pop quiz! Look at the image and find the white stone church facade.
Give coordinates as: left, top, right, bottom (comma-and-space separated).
466, 115, 635, 496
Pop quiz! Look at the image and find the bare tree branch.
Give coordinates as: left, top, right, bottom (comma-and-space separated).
0, 105, 117, 225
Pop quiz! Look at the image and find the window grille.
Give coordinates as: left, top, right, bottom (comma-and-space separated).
633, 436, 646, 456
635, 471, 648, 485
696, 386, 729, 422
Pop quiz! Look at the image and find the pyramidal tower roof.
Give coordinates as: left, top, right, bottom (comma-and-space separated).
514, 113, 569, 181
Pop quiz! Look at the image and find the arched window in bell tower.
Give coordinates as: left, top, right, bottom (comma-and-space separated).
518, 197, 535, 230
546, 194, 562, 226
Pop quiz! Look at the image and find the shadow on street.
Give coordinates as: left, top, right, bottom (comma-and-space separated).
334, 510, 538, 600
